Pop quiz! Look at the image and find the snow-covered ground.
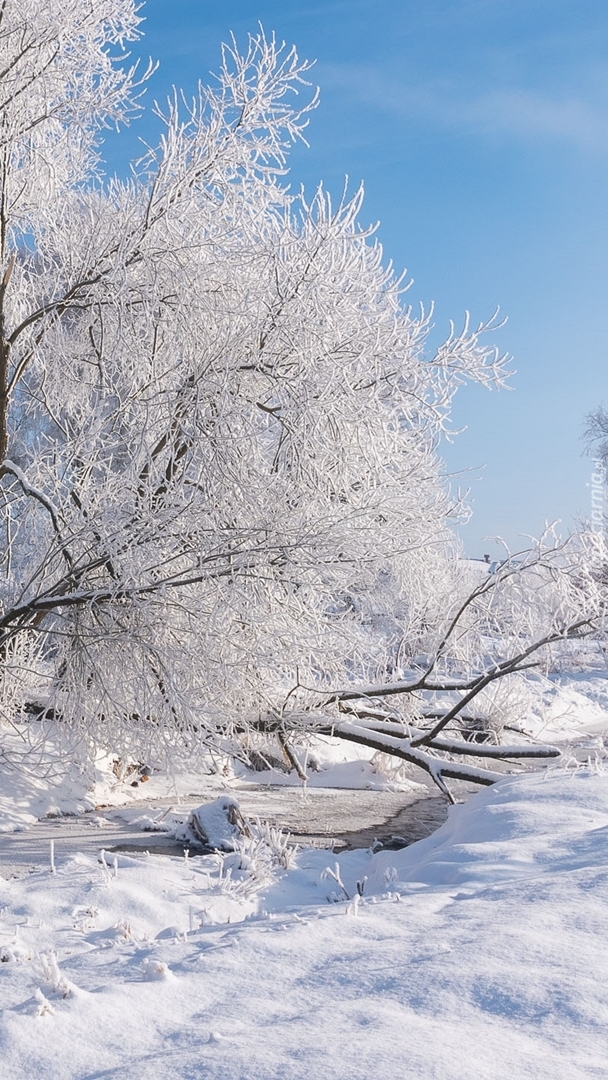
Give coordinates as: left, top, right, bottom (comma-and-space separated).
1, 664, 608, 1078
0, 767, 607, 1078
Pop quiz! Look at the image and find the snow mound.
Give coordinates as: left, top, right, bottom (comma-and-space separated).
369, 766, 608, 890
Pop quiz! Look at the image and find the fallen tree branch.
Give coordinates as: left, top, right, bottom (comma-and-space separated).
337, 711, 560, 759
306, 716, 504, 802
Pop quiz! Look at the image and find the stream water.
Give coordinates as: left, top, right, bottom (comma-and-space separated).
0, 782, 459, 879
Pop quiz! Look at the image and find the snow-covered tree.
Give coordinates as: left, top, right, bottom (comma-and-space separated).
585, 407, 608, 468
0, 1, 602, 792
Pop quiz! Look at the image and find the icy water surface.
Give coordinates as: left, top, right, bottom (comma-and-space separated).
0, 783, 456, 878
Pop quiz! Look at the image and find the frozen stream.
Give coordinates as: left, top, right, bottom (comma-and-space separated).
0, 782, 457, 879
5, 738, 602, 880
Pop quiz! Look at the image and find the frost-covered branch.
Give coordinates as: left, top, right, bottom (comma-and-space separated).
0, 3, 602, 785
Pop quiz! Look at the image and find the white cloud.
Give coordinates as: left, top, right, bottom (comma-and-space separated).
321, 63, 608, 152
453, 88, 608, 148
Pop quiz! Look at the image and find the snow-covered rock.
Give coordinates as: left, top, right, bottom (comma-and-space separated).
180, 795, 250, 850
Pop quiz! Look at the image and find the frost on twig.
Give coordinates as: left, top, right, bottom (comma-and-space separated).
0, 4, 604, 795
322, 861, 350, 902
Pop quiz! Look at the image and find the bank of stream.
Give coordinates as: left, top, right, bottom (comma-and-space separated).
0, 781, 465, 879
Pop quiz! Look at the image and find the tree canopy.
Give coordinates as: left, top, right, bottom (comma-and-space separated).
0, 2, 601, 792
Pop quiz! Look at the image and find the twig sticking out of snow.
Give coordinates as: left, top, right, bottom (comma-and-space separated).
33, 988, 54, 1017
347, 894, 360, 917
322, 862, 350, 901
142, 959, 173, 981
39, 952, 74, 998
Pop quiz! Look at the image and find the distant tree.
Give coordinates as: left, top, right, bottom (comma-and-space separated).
584, 406, 608, 466
0, 1, 603, 795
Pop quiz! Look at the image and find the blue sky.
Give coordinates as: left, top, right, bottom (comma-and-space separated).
103, 0, 608, 555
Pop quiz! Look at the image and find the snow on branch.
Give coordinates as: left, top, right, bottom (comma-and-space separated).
0, 7, 604, 785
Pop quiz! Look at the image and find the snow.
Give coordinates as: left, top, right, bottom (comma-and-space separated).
1, 765, 608, 1078
1, 666, 608, 1078
242, 757, 404, 790
0, 726, 429, 836
179, 795, 247, 849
